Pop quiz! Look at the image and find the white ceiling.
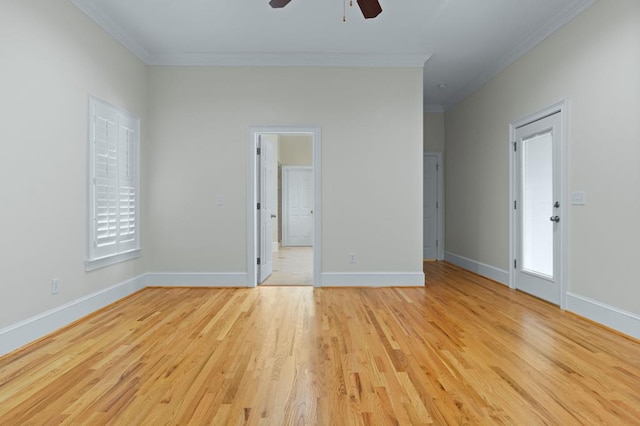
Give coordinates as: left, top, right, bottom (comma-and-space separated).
70, 0, 597, 111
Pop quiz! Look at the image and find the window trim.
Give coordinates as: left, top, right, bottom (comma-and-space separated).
85, 249, 141, 272
86, 96, 141, 271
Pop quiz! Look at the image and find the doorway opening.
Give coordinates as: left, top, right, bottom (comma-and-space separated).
509, 101, 568, 308
247, 126, 321, 288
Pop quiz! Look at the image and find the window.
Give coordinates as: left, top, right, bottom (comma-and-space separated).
86, 96, 140, 271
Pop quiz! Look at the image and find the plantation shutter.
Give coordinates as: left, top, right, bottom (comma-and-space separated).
118, 118, 137, 252
89, 98, 140, 262
92, 103, 119, 257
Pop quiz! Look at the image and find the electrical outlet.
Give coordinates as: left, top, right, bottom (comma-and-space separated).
51, 278, 60, 295
349, 253, 356, 264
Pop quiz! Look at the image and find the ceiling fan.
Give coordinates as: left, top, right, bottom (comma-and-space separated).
269, 0, 383, 19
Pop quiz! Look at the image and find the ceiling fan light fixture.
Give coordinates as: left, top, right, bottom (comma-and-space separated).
357, 0, 382, 19
269, 0, 292, 8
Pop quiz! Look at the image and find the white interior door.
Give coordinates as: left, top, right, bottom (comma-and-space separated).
423, 154, 440, 259
515, 112, 562, 304
284, 167, 313, 247
258, 136, 274, 283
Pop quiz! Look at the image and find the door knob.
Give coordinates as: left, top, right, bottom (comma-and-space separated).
271, 214, 277, 219
550, 216, 560, 223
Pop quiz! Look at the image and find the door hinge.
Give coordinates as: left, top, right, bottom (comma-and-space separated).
513, 141, 517, 152
257, 147, 261, 155
514, 200, 517, 209
436, 202, 439, 209
514, 259, 517, 269
257, 257, 261, 265
436, 164, 439, 171
257, 202, 261, 210
436, 240, 439, 247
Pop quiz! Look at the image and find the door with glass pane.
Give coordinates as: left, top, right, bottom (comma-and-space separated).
515, 112, 561, 305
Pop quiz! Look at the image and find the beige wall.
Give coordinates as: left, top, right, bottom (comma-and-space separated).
279, 135, 313, 166
0, 0, 147, 328
146, 66, 424, 274
445, 0, 640, 314
423, 112, 445, 152
0, 4, 423, 334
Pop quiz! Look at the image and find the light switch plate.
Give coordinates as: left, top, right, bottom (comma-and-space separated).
216, 195, 225, 206
571, 191, 586, 205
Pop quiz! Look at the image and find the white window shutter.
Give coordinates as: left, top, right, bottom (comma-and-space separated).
117, 119, 138, 252
92, 104, 119, 257
88, 97, 140, 264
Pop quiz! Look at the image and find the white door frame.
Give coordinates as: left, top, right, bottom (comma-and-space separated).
509, 100, 569, 309
247, 125, 322, 288
424, 151, 444, 260
282, 166, 313, 247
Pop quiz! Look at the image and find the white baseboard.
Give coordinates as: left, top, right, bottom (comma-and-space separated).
3, 269, 638, 360
145, 272, 249, 287
0, 274, 146, 357
567, 292, 640, 340
444, 251, 509, 285
4, 269, 425, 357
320, 272, 425, 287
442, 252, 640, 340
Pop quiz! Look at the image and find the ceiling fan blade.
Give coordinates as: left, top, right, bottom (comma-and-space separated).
269, 0, 292, 8
357, 0, 382, 19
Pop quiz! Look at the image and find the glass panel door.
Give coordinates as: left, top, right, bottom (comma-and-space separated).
522, 132, 554, 278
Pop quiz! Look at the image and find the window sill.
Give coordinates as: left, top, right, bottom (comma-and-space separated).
85, 249, 141, 272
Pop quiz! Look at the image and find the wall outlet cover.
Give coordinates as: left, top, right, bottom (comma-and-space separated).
51, 278, 60, 295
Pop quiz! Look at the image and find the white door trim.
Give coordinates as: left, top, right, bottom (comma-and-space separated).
509, 100, 569, 309
282, 166, 313, 247
247, 126, 322, 288
424, 151, 444, 260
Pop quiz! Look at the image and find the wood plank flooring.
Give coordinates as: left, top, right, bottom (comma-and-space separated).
1, 262, 639, 424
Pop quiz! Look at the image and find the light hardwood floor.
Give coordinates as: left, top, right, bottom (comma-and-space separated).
261, 246, 313, 286
1, 262, 639, 424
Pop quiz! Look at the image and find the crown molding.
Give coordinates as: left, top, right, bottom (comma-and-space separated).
71, 0, 153, 63
423, 104, 444, 113
442, 0, 598, 111
146, 52, 431, 68
71, 0, 429, 68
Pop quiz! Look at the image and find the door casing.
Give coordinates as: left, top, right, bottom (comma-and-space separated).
247, 126, 322, 288
509, 100, 569, 309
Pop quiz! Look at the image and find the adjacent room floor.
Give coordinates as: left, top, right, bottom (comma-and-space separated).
261, 246, 313, 286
